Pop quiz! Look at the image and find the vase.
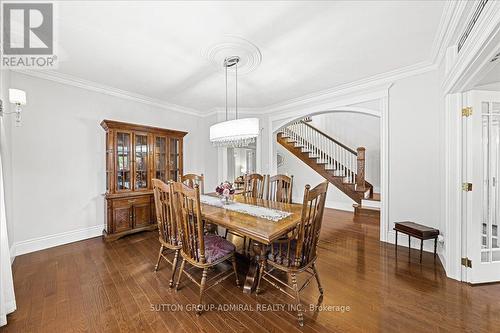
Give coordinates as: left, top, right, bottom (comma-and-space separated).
221, 195, 231, 204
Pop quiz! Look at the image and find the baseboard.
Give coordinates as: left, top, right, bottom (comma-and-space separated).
12, 225, 104, 257
325, 200, 355, 212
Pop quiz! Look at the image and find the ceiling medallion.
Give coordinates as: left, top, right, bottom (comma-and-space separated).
203, 36, 262, 75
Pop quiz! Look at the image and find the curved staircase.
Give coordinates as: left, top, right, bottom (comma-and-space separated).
277, 120, 380, 217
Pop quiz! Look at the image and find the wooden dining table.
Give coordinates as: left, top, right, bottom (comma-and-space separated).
200, 194, 303, 293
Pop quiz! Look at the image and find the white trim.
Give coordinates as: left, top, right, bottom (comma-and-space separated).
12, 70, 202, 116
12, 225, 104, 257
442, 1, 500, 93
9, 244, 15, 264
429, 1, 467, 66
264, 64, 432, 115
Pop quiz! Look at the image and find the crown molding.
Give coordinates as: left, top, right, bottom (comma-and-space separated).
11, 69, 202, 117
263, 60, 435, 115
429, 1, 466, 66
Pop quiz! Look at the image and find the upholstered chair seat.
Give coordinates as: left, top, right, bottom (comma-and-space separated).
202, 234, 237, 263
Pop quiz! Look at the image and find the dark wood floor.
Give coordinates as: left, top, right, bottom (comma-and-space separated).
2, 209, 500, 333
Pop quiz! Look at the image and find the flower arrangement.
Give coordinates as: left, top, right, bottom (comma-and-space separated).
215, 181, 235, 203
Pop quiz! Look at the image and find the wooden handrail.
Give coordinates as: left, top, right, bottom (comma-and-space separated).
299, 121, 358, 155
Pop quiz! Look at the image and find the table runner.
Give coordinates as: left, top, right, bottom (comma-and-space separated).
200, 195, 292, 222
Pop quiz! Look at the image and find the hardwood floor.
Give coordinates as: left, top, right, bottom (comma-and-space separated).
2, 209, 500, 332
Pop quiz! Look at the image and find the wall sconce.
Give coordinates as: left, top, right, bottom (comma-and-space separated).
0, 89, 27, 127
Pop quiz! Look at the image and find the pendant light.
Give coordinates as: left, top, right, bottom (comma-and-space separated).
209, 56, 259, 147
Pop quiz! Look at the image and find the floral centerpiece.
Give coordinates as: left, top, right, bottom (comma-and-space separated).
215, 181, 235, 204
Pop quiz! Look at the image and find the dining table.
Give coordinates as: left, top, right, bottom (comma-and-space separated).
200, 194, 303, 294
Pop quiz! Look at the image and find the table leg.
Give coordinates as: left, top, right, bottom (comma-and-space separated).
395, 230, 398, 256
408, 235, 411, 259
420, 239, 423, 263
243, 241, 265, 294
434, 237, 437, 260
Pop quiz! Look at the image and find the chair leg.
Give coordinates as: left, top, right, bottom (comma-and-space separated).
231, 255, 240, 287
242, 237, 247, 254
224, 229, 229, 239
312, 263, 324, 295
154, 245, 164, 272
255, 258, 266, 294
175, 258, 186, 291
197, 268, 208, 315
169, 249, 179, 288
291, 273, 304, 327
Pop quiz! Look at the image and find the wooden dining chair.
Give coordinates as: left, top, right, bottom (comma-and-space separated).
171, 182, 240, 314
267, 174, 293, 204
181, 173, 204, 194
256, 181, 329, 327
243, 173, 266, 199
152, 179, 182, 288
225, 173, 266, 253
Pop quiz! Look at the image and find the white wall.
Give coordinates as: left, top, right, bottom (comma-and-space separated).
387, 69, 445, 253
7, 72, 203, 254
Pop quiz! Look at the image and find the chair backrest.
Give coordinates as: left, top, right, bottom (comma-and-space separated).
294, 181, 329, 268
267, 174, 293, 204
243, 173, 266, 199
152, 179, 178, 246
170, 181, 206, 264
181, 173, 205, 194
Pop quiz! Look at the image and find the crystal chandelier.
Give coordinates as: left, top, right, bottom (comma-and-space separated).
209, 56, 259, 147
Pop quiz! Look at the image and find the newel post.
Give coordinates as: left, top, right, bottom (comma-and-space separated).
356, 147, 366, 191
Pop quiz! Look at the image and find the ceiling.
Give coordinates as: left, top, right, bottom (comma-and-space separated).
52, 1, 446, 113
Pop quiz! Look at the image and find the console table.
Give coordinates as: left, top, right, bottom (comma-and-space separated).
394, 221, 439, 263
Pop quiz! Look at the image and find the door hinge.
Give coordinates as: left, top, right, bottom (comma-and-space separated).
462, 107, 473, 117
462, 183, 473, 191
461, 257, 472, 268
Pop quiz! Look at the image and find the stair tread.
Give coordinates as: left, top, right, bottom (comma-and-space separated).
353, 203, 380, 211
365, 193, 381, 201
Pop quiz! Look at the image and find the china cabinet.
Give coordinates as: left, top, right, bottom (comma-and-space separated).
101, 120, 187, 241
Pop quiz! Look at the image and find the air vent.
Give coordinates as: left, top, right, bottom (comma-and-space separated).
457, 0, 489, 53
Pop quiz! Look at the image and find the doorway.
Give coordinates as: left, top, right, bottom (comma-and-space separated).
462, 89, 500, 283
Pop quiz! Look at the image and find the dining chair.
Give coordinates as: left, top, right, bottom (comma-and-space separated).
181, 173, 217, 234
256, 181, 329, 327
181, 173, 205, 194
267, 174, 294, 204
152, 179, 182, 288
225, 173, 267, 253
243, 173, 266, 199
171, 182, 240, 314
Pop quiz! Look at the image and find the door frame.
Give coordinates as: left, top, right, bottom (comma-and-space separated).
267, 85, 390, 243
443, 1, 500, 281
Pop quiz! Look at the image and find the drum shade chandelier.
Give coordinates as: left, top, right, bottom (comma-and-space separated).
209, 56, 259, 147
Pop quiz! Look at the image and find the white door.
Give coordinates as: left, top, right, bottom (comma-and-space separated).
464, 90, 500, 284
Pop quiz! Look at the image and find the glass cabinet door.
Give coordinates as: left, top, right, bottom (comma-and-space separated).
116, 131, 131, 190
154, 136, 167, 182
169, 138, 180, 181
134, 134, 149, 190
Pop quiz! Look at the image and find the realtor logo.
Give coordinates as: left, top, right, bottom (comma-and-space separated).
1, 2, 57, 68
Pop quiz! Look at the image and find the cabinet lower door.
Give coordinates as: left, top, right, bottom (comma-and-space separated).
113, 205, 133, 233
133, 200, 152, 228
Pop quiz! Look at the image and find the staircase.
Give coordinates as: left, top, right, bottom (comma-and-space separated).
277, 120, 380, 217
